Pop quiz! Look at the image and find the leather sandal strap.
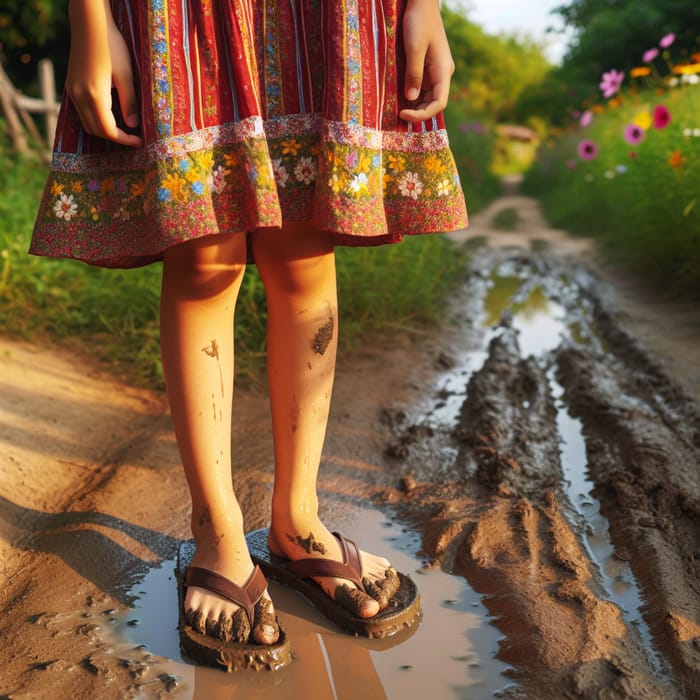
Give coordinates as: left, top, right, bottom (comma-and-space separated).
184, 564, 267, 627
286, 532, 364, 588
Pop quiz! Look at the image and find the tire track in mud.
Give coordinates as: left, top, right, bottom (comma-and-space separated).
380, 246, 700, 699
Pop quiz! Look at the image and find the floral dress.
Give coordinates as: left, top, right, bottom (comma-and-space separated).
30, 0, 468, 268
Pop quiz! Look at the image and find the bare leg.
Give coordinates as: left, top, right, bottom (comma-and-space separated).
161, 233, 278, 644
252, 223, 398, 619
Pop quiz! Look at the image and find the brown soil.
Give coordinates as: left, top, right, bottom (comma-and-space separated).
1, 190, 699, 699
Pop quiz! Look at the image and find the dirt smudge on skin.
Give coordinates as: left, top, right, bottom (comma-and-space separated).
202, 338, 225, 398
334, 583, 370, 616
311, 311, 335, 356
288, 532, 327, 555
291, 394, 300, 433
197, 507, 212, 528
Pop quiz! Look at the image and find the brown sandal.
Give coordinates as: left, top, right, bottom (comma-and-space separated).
176, 540, 292, 672
246, 528, 421, 639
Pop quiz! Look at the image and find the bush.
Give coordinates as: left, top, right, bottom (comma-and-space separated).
524, 81, 700, 297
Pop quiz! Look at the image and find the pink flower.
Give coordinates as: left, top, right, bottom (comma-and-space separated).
577, 140, 598, 160
653, 104, 672, 129
659, 33, 676, 49
580, 110, 593, 127
599, 69, 625, 98
643, 48, 659, 63
624, 124, 645, 145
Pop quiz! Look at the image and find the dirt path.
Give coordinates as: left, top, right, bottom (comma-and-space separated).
1, 192, 699, 699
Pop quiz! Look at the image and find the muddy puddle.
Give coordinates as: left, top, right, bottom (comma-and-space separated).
380, 245, 700, 698
103, 506, 511, 699
93, 245, 700, 699
5, 235, 698, 699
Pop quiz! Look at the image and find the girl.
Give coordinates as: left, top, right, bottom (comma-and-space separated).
31, 0, 467, 668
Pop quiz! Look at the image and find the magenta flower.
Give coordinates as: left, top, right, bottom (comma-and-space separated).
580, 110, 593, 127
624, 124, 645, 145
600, 69, 625, 98
643, 48, 659, 63
659, 33, 676, 49
578, 140, 598, 160
653, 104, 672, 129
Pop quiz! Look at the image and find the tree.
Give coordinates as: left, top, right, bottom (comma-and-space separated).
442, 5, 551, 122
518, 0, 700, 123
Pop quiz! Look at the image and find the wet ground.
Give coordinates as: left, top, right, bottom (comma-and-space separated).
1, 193, 699, 699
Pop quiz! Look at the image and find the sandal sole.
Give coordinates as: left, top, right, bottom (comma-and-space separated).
246, 528, 422, 639
176, 540, 293, 672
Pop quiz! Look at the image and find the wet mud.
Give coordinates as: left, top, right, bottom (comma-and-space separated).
381, 245, 700, 698
2, 194, 700, 698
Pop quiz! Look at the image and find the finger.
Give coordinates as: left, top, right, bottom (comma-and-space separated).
403, 43, 427, 102
91, 95, 144, 147
112, 61, 140, 129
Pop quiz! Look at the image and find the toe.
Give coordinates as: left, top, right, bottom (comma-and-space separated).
334, 582, 381, 618
363, 567, 401, 610
186, 608, 207, 635
252, 597, 280, 645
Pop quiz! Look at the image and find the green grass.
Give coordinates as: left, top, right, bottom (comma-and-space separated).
0, 145, 466, 388
524, 85, 700, 297
444, 99, 502, 215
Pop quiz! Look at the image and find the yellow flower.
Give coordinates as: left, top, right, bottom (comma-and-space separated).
162, 173, 187, 201
329, 173, 344, 194
185, 168, 201, 184
630, 66, 651, 78
387, 154, 405, 171
356, 153, 371, 172
200, 152, 215, 171
424, 155, 444, 173
672, 63, 700, 75
633, 111, 653, 130
668, 150, 683, 168
382, 171, 392, 193
90, 206, 99, 221
281, 138, 301, 156
50, 180, 64, 196
71, 181, 83, 193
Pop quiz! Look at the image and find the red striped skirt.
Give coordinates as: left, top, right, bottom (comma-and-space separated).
31, 0, 468, 268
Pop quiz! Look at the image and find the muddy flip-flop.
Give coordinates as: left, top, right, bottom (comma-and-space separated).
176, 541, 292, 672
246, 528, 421, 638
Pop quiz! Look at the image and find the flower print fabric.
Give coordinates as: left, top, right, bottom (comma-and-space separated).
31, 0, 468, 268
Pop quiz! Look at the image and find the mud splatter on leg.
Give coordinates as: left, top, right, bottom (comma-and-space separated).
311, 311, 335, 356
287, 531, 327, 554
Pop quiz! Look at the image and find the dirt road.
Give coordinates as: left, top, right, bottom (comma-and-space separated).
1, 193, 699, 699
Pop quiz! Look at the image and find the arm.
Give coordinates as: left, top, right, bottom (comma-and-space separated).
398, 0, 455, 123
65, 0, 143, 146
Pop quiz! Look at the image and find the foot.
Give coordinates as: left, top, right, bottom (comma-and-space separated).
184, 546, 280, 645
268, 520, 401, 619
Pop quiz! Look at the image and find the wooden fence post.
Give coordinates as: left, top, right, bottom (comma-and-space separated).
38, 59, 58, 148
0, 62, 29, 153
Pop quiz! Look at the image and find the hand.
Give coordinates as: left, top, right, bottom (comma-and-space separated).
399, 0, 455, 123
65, 0, 143, 147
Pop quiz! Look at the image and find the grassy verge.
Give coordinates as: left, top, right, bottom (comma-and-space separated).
0, 146, 466, 389
444, 99, 503, 214
524, 84, 700, 297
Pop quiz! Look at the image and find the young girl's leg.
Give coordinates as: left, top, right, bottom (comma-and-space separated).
251, 224, 398, 619
161, 233, 278, 644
